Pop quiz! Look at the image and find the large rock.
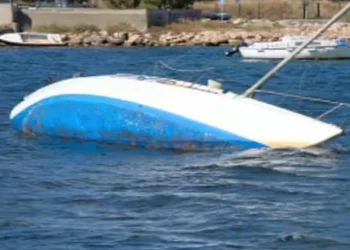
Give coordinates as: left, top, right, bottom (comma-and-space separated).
248, 19, 275, 27
228, 39, 241, 46
81, 30, 91, 37
255, 34, 265, 42
232, 18, 246, 25
68, 34, 83, 46
95, 34, 107, 45
159, 32, 177, 43
108, 36, 125, 46
126, 33, 142, 46
209, 36, 228, 46
99, 30, 108, 37
60, 34, 69, 42
81, 34, 104, 46
144, 33, 152, 39
82, 37, 92, 46
167, 32, 195, 45
245, 34, 256, 39
144, 39, 156, 46
113, 32, 129, 40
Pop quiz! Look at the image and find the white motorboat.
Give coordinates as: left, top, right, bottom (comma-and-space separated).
0, 32, 66, 46
8, 3, 350, 151
236, 36, 350, 60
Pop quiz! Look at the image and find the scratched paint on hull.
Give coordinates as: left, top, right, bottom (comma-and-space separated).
10, 94, 265, 150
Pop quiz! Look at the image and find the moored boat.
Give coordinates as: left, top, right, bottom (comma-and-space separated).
226, 36, 350, 60
0, 32, 66, 46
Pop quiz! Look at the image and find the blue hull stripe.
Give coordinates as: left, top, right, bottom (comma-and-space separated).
11, 94, 265, 150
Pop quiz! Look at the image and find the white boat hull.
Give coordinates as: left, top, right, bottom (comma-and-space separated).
240, 46, 350, 60
9, 74, 343, 150
0, 32, 66, 46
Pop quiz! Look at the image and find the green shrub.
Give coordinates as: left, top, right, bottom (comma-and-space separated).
105, 23, 138, 34
100, 0, 140, 8
32, 24, 71, 33
71, 24, 100, 33
31, 24, 100, 34
140, 0, 194, 9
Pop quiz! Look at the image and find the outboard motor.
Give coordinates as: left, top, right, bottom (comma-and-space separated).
225, 41, 249, 57
336, 40, 349, 46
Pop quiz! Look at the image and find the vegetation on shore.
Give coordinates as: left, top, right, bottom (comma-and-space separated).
16, 0, 195, 10
32, 23, 138, 34
30, 19, 282, 36
15, 0, 350, 25
194, 0, 350, 20
17, 0, 350, 20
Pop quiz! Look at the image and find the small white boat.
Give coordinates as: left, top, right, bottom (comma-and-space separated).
238, 36, 350, 60
0, 32, 66, 46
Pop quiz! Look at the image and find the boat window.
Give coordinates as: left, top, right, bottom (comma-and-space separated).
157, 79, 177, 85
295, 41, 321, 46
21, 34, 48, 41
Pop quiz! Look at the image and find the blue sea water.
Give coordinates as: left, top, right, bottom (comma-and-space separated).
1, 46, 350, 250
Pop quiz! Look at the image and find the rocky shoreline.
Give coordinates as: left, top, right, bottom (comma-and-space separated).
60, 30, 247, 47
2, 19, 350, 47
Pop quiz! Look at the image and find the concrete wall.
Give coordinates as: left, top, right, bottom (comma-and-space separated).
19, 8, 149, 32
148, 9, 201, 26
0, 3, 13, 26
18, 8, 202, 32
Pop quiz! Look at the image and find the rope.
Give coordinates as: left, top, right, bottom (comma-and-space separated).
157, 60, 214, 73
317, 103, 344, 119
254, 89, 350, 107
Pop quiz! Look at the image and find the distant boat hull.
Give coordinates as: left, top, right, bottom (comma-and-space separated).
9, 74, 343, 151
240, 46, 350, 60
0, 40, 67, 46
0, 32, 66, 47
0, 40, 67, 47
239, 36, 350, 60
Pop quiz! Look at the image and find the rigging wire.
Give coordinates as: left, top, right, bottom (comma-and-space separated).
157, 60, 214, 73
254, 89, 350, 107
141, 47, 217, 83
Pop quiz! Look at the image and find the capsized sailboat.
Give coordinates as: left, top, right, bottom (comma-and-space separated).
9, 4, 350, 150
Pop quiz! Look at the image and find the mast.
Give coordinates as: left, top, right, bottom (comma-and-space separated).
242, 2, 350, 98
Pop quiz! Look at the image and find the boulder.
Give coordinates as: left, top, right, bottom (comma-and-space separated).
126, 34, 142, 46
232, 18, 246, 26
68, 34, 83, 46
228, 39, 241, 46
108, 37, 125, 46
209, 36, 228, 46
90, 34, 104, 46
60, 33, 69, 42
99, 30, 108, 37
82, 36, 92, 45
